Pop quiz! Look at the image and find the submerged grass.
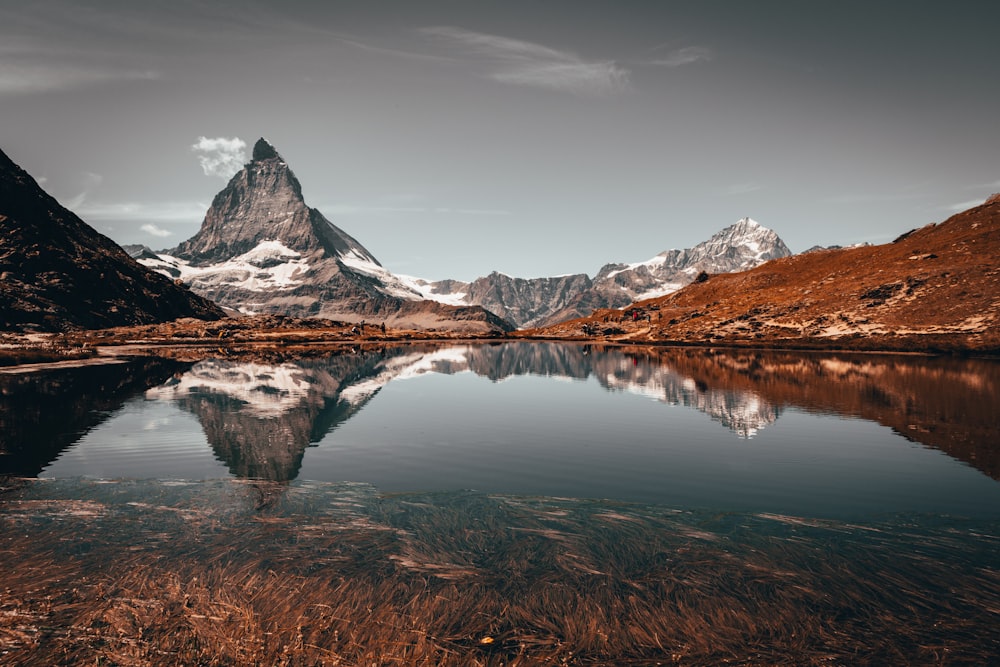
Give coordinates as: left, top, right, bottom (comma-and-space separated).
1, 478, 998, 665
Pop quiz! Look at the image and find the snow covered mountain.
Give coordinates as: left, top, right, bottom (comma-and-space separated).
138, 138, 511, 333
414, 218, 792, 328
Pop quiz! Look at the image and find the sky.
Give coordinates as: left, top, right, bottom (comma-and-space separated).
2, 0, 999, 282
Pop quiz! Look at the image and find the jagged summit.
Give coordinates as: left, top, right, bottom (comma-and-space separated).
139, 140, 512, 333
166, 138, 367, 266
252, 137, 281, 161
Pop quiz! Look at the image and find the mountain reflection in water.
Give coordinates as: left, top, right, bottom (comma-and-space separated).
3, 344, 998, 666
2, 342, 998, 513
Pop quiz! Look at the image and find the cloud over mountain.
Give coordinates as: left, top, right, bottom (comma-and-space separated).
192, 136, 247, 179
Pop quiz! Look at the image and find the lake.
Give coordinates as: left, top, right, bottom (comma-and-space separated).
1, 342, 998, 664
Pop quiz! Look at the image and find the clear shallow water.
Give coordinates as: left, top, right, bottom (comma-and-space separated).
4, 342, 998, 520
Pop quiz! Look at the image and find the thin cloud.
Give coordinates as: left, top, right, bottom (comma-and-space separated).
63, 171, 104, 209
647, 46, 712, 68
75, 201, 209, 222
192, 136, 247, 179
140, 223, 172, 238
824, 192, 924, 205
323, 203, 511, 217
418, 26, 629, 96
0, 60, 158, 95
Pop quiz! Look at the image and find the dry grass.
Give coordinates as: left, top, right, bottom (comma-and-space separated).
1, 479, 998, 666
0, 345, 95, 368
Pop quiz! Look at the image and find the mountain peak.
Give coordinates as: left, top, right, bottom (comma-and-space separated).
252, 137, 281, 161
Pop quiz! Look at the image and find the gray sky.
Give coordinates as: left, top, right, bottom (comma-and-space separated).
3, 1, 998, 281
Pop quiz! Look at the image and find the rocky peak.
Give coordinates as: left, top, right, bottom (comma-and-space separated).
701, 218, 790, 263
168, 139, 323, 264
252, 137, 281, 161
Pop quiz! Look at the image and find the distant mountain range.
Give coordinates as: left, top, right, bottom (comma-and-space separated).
0, 147, 223, 332
11, 135, 991, 346
131, 138, 790, 329
403, 217, 791, 327
531, 196, 1000, 353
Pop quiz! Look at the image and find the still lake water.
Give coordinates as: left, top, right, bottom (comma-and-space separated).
2, 342, 999, 663
3, 341, 999, 519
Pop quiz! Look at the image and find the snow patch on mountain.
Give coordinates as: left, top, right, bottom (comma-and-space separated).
146, 361, 311, 418
338, 249, 425, 301
337, 347, 474, 405
395, 275, 469, 306
139, 240, 310, 312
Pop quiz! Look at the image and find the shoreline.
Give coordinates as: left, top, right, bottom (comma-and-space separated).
3, 325, 998, 373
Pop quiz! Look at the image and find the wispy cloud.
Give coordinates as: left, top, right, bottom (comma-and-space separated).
0, 62, 159, 95
0, 33, 160, 95
191, 136, 246, 179
418, 26, 629, 96
646, 46, 713, 68
75, 201, 209, 222
140, 223, 172, 238
323, 203, 511, 217
63, 171, 104, 209
824, 192, 924, 205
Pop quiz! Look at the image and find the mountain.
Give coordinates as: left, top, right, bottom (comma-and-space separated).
140, 139, 511, 334
0, 147, 225, 332
146, 350, 399, 481
413, 218, 792, 328
406, 271, 596, 329
529, 197, 1000, 353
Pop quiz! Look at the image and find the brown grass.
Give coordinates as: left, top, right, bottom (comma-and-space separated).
1, 479, 998, 666
0, 345, 95, 367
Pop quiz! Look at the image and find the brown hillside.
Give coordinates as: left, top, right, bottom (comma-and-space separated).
524, 199, 1000, 353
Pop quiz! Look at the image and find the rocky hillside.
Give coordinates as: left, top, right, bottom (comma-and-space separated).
415, 218, 791, 328
0, 147, 225, 332
526, 199, 1000, 353
140, 139, 511, 334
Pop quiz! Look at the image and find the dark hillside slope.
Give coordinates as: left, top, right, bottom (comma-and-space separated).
0, 147, 224, 331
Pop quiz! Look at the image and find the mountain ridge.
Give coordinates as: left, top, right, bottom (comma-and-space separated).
525, 198, 1000, 353
411, 217, 792, 328
0, 146, 225, 332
